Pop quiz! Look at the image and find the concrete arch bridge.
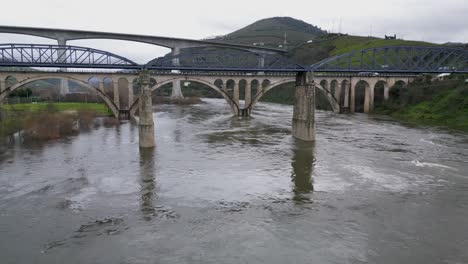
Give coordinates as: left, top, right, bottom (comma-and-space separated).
0, 71, 334, 118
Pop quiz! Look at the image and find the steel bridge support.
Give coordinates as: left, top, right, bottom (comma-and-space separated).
292, 72, 315, 142
138, 70, 155, 148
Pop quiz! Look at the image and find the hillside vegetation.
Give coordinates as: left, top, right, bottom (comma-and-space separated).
211, 17, 326, 49
376, 76, 468, 131
1, 102, 112, 116
290, 35, 436, 65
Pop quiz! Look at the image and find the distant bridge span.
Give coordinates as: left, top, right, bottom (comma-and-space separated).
0, 25, 285, 55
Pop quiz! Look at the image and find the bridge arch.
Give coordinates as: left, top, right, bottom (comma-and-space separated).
5, 76, 18, 88
319, 80, 329, 92
354, 80, 371, 113
388, 79, 408, 102
0, 76, 119, 117
248, 78, 340, 113
374, 80, 388, 105
129, 77, 239, 116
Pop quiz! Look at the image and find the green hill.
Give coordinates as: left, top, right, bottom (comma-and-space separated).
211, 17, 326, 50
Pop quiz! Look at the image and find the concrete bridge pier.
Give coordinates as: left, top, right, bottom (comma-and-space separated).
343, 81, 350, 112
292, 72, 315, 142
170, 47, 184, 99
244, 82, 252, 108
128, 79, 134, 110
57, 38, 70, 97
364, 80, 376, 113
233, 81, 240, 113
112, 78, 120, 109
171, 80, 184, 99
384, 79, 396, 101
60, 79, 70, 96
239, 82, 252, 117
138, 70, 155, 148
350, 79, 357, 113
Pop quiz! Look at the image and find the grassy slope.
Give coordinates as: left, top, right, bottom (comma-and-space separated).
266, 36, 438, 106
392, 89, 468, 131
1, 102, 112, 116
211, 17, 326, 49
375, 78, 468, 131
290, 35, 436, 64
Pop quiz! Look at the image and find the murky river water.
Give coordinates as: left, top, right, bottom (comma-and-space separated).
1, 98, 468, 264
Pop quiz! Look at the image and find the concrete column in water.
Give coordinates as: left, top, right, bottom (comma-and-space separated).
365, 81, 376, 113
334, 82, 341, 103
384, 79, 395, 101
171, 47, 184, 99
60, 79, 70, 96
138, 70, 155, 148
343, 82, 350, 108
292, 72, 315, 142
244, 81, 252, 108
128, 78, 134, 110
171, 80, 184, 99
350, 78, 357, 113
258, 55, 265, 75
57, 39, 70, 96
113, 78, 120, 109
364, 85, 371, 113
233, 80, 239, 111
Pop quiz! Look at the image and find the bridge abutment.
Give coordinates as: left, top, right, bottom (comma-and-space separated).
292, 72, 315, 142
138, 71, 155, 148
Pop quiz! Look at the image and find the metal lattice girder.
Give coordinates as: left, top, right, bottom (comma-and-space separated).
0, 44, 140, 69
310, 46, 468, 73
146, 47, 308, 72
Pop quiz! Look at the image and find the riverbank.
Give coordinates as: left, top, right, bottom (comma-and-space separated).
1, 102, 112, 116
0, 102, 116, 140
252, 76, 468, 132
375, 77, 468, 131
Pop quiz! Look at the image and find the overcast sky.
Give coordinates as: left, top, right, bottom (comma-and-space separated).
0, 0, 466, 63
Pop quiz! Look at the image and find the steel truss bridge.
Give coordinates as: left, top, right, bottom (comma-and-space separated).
0, 43, 466, 73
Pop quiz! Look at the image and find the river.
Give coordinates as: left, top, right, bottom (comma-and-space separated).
1, 98, 467, 264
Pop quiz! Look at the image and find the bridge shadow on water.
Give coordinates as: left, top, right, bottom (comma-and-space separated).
291, 139, 315, 203
139, 147, 157, 221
